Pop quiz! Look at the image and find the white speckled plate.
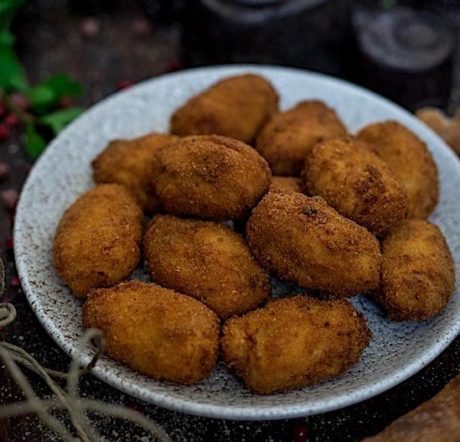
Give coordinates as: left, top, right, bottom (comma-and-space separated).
14, 65, 460, 420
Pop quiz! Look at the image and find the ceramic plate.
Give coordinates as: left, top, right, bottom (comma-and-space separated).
14, 65, 460, 420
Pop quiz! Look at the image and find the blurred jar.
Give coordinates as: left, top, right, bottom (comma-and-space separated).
181, 0, 350, 77
349, 1, 457, 111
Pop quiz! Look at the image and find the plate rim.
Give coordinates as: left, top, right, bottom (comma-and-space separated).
14, 64, 460, 420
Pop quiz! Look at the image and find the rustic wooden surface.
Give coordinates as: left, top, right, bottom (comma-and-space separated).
0, 2, 459, 441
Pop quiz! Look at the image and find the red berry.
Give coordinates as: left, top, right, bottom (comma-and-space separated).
133, 17, 151, 36
116, 80, 132, 90
80, 17, 100, 38
0, 103, 6, 118
10, 93, 29, 111
167, 60, 183, 72
24, 163, 32, 175
10, 276, 20, 288
0, 124, 9, 141
5, 237, 13, 250
292, 424, 308, 442
4, 113, 19, 127
127, 403, 143, 414
59, 97, 75, 109
1, 189, 19, 211
0, 162, 10, 181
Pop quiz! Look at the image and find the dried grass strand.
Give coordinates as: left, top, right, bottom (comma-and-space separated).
0, 302, 171, 442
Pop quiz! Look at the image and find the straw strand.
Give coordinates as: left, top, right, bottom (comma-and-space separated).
0, 302, 171, 442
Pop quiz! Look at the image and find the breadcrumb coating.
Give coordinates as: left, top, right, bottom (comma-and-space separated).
374, 219, 455, 321
222, 295, 371, 394
53, 184, 143, 298
357, 121, 439, 219
302, 136, 407, 236
246, 192, 382, 297
151, 135, 271, 219
144, 215, 270, 319
269, 176, 302, 194
170, 74, 278, 143
256, 100, 347, 176
83, 281, 220, 384
92, 132, 178, 212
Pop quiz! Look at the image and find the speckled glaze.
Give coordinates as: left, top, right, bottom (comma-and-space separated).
14, 66, 460, 421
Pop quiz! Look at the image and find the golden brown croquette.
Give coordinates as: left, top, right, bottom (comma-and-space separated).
246, 192, 382, 297
83, 281, 220, 384
222, 295, 371, 394
53, 184, 143, 298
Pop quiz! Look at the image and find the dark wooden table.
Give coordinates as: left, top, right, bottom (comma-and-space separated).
1, 2, 459, 441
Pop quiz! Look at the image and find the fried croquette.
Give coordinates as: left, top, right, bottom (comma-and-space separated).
269, 176, 302, 194
302, 137, 408, 236
170, 74, 278, 143
374, 219, 456, 321
82, 281, 219, 384
151, 135, 271, 220
255, 100, 348, 176
222, 295, 371, 394
53, 184, 143, 298
143, 215, 270, 319
92, 132, 178, 212
246, 192, 382, 297
357, 121, 439, 219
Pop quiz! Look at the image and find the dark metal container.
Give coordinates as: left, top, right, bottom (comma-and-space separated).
349, 5, 457, 111
181, 0, 350, 77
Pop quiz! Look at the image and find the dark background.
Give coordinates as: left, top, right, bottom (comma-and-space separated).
0, 1, 459, 441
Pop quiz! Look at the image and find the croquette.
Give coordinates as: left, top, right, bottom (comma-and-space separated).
255, 100, 347, 176
269, 176, 302, 194
374, 219, 456, 321
144, 215, 270, 319
357, 121, 439, 219
92, 132, 178, 212
302, 137, 407, 236
53, 184, 143, 298
246, 192, 382, 297
151, 135, 271, 219
170, 74, 278, 143
222, 295, 371, 394
82, 281, 220, 384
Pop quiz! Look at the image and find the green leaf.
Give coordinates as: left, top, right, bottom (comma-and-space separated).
0, 35, 28, 91
27, 84, 55, 111
40, 107, 83, 135
0, 30, 14, 46
46, 73, 82, 96
381, 0, 396, 10
0, 0, 25, 31
28, 74, 82, 112
25, 124, 46, 158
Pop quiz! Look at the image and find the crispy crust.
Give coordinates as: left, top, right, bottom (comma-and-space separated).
302, 137, 408, 236
373, 219, 456, 321
92, 132, 178, 212
357, 121, 439, 219
255, 100, 347, 176
246, 192, 382, 297
143, 215, 270, 319
151, 135, 271, 220
170, 74, 279, 143
82, 281, 220, 384
269, 176, 303, 194
222, 295, 371, 394
52, 184, 143, 298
